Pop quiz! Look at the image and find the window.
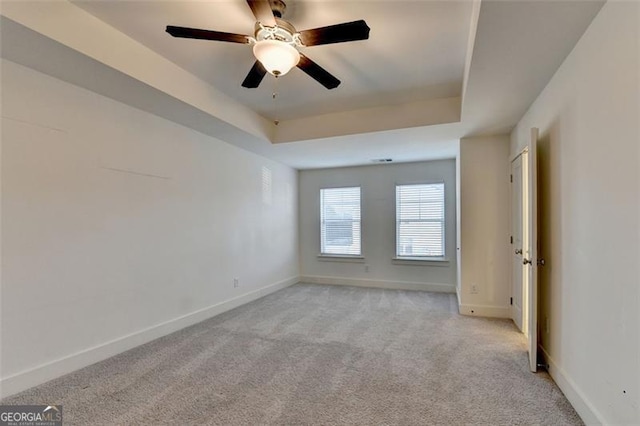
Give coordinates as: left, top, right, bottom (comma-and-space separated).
396, 183, 445, 258
320, 187, 361, 256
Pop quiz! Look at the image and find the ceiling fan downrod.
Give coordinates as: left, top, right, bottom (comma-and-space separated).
269, 0, 287, 19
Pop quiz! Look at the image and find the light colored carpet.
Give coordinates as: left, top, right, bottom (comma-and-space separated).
2, 283, 582, 425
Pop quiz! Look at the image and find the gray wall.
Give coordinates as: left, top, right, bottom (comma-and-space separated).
299, 160, 456, 292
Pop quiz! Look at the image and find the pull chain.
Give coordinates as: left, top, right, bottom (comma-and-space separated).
272, 74, 280, 126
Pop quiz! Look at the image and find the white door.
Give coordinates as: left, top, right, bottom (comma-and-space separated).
510, 156, 524, 332
524, 127, 539, 372
511, 128, 540, 372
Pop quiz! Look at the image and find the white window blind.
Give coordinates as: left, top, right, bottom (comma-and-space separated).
396, 183, 445, 257
320, 187, 361, 256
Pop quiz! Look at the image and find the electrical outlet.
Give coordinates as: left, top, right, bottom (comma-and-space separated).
364, 264, 370, 273
470, 284, 479, 294
233, 278, 239, 288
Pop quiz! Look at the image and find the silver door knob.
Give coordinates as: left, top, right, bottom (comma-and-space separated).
515, 249, 523, 254
523, 258, 532, 265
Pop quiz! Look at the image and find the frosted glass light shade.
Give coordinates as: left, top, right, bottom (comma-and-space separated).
253, 40, 300, 76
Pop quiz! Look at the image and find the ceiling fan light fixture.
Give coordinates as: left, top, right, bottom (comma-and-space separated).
253, 39, 300, 76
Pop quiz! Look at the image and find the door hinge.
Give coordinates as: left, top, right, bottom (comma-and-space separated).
510, 297, 513, 305
510, 235, 513, 244
510, 174, 513, 183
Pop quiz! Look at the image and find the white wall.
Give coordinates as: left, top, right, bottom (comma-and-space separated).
0, 59, 299, 398
299, 160, 457, 293
457, 135, 511, 318
510, 2, 639, 424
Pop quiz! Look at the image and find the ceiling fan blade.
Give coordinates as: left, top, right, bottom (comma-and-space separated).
246, 0, 277, 27
297, 54, 340, 90
299, 20, 370, 46
241, 61, 268, 88
166, 26, 249, 44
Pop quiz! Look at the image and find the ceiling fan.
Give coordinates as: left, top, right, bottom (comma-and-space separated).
166, 0, 370, 90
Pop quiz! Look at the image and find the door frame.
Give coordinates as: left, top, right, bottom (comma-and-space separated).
510, 154, 525, 333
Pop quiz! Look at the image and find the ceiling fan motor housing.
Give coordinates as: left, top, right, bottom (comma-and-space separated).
253, 19, 298, 44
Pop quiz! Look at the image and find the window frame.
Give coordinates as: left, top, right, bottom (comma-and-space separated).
394, 182, 446, 260
319, 186, 363, 257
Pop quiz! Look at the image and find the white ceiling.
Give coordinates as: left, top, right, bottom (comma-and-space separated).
72, 0, 473, 121
0, 0, 604, 169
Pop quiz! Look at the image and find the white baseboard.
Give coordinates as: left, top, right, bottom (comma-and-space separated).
300, 275, 455, 293
458, 303, 510, 318
539, 346, 606, 425
0, 276, 299, 400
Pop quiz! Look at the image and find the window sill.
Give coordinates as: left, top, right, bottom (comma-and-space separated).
317, 254, 365, 263
392, 257, 450, 267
